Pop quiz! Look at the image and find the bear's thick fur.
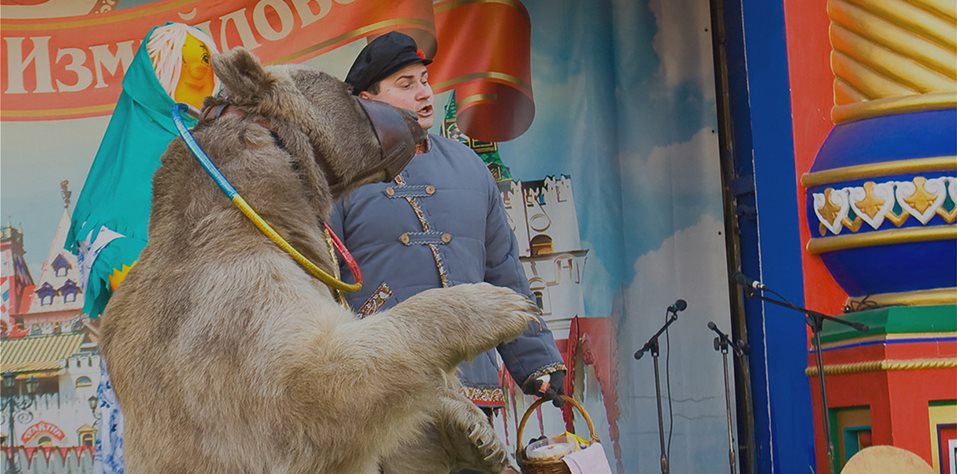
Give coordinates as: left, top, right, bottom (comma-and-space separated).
100, 48, 535, 473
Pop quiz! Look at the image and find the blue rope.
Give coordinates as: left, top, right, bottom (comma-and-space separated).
171, 103, 238, 199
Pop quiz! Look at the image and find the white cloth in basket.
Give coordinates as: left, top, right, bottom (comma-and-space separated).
561, 442, 612, 474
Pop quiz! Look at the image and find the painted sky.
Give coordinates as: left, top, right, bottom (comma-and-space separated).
496, 1, 731, 470
499, 0, 722, 316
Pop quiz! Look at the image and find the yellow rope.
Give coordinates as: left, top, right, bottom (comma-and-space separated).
232, 195, 361, 293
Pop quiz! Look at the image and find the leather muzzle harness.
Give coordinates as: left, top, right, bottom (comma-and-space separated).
171, 100, 420, 293
336, 98, 422, 195
199, 97, 420, 195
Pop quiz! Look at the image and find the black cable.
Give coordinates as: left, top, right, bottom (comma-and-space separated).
664, 306, 674, 463
763, 285, 789, 304
843, 295, 884, 313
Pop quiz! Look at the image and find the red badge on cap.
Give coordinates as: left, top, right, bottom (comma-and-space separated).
416, 49, 426, 60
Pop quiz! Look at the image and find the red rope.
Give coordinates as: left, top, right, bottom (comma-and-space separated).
324, 222, 362, 287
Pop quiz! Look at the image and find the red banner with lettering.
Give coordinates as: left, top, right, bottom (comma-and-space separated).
20, 420, 65, 443
1, 0, 534, 140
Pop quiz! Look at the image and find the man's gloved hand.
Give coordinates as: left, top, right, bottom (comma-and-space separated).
522, 371, 566, 407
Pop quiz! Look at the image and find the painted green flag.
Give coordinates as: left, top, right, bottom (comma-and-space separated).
65, 23, 217, 317
442, 90, 512, 182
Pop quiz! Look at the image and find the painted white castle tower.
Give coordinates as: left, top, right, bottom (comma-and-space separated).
501, 177, 587, 340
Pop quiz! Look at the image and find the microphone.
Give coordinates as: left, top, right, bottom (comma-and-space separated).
732, 272, 766, 290
634, 300, 687, 360
707, 321, 748, 356
733, 272, 870, 332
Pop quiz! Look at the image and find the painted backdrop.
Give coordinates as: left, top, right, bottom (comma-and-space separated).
0, 1, 731, 472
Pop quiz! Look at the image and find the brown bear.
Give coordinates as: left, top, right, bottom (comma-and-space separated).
100, 48, 536, 473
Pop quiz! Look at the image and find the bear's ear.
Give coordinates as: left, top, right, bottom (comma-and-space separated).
211, 48, 277, 105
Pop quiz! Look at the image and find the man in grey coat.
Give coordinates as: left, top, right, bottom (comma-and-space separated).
329, 32, 566, 416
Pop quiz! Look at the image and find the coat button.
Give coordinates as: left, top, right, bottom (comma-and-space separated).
384, 187, 395, 197
399, 233, 410, 245
425, 185, 436, 195
441, 232, 452, 243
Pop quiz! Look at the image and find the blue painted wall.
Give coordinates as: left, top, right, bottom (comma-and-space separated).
721, 0, 816, 471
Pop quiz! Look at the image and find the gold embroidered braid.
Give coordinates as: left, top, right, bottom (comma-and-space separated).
427, 243, 450, 288
396, 176, 451, 288
461, 386, 506, 405
403, 194, 431, 231
527, 362, 569, 382
356, 282, 393, 318
805, 358, 957, 376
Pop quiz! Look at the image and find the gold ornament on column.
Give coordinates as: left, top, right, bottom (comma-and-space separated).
828, 0, 957, 123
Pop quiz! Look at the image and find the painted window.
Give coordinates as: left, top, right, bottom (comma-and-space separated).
51, 254, 70, 277
61, 279, 78, 303
36, 282, 55, 306
528, 278, 550, 315
36, 377, 58, 395
531, 234, 553, 256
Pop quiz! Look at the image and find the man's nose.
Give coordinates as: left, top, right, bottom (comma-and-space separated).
415, 83, 432, 100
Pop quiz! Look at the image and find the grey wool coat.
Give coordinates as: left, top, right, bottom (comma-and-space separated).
328, 134, 565, 407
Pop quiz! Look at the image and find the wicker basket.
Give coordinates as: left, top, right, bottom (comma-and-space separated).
516, 395, 599, 474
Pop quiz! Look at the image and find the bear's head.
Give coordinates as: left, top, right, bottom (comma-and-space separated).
208, 47, 426, 198
146, 48, 427, 271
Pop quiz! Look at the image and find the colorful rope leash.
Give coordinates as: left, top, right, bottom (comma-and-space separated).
171, 103, 362, 293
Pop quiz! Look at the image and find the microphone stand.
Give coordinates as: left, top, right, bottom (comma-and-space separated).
634, 309, 679, 474
709, 323, 747, 474
740, 286, 867, 470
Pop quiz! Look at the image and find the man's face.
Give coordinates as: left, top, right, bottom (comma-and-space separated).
359, 62, 434, 130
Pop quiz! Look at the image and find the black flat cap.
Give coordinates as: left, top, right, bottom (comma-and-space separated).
345, 32, 432, 95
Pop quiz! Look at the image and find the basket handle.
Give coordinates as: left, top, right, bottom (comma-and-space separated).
515, 395, 600, 455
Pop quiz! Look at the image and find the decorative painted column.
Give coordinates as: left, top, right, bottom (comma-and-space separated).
800, 1, 957, 472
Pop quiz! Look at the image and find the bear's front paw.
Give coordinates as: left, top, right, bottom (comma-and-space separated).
467, 283, 542, 343
465, 421, 509, 472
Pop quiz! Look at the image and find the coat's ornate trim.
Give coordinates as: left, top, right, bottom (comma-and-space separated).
527, 362, 568, 383
461, 386, 506, 407
357, 282, 393, 317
